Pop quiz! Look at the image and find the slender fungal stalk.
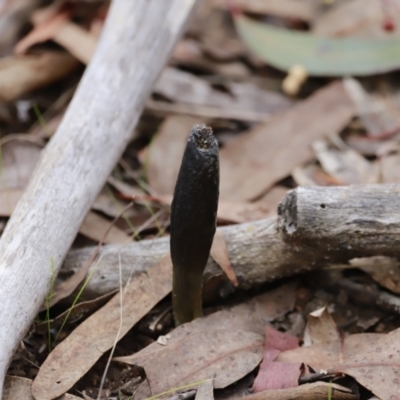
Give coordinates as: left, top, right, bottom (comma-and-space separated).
170, 124, 219, 326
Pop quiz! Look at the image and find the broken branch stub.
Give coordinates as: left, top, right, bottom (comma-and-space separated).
278, 184, 400, 260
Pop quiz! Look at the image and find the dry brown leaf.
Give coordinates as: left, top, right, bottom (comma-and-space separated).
172, 39, 250, 78
278, 329, 400, 400
0, 188, 23, 216
0, 140, 130, 246
210, 229, 238, 286
146, 99, 272, 123
148, 193, 278, 224
107, 175, 146, 198
313, 137, 379, 185
292, 163, 344, 187
0, 137, 42, 188
344, 78, 400, 137
136, 329, 263, 393
4, 376, 80, 400
350, 256, 400, 294
236, 382, 356, 400
92, 191, 129, 218
379, 150, 400, 184
154, 67, 292, 116
52, 21, 97, 65
14, 7, 69, 54
345, 135, 385, 157
80, 210, 131, 244
0, 52, 79, 102
32, 254, 173, 400
0, 0, 41, 57
147, 115, 201, 195
16, 4, 97, 64
115, 284, 296, 396
303, 307, 340, 346
219, 81, 356, 201
328, 330, 400, 400
277, 334, 377, 369
216, 186, 287, 223
48, 201, 135, 309
217, 200, 274, 223
195, 379, 214, 400
36, 290, 117, 334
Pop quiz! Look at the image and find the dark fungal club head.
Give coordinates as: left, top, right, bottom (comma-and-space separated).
171, 123, 219, 326
191, 124, 216, 151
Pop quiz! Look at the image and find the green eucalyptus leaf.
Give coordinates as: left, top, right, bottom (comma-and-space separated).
234, 14, 400, 76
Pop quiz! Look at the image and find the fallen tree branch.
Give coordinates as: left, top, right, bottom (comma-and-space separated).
62, 184, 400, 302
0, 0, 199, 397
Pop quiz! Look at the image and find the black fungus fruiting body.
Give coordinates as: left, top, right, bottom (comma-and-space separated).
170, 124, 219, 326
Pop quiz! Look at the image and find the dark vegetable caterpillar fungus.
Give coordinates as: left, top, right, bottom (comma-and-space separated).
170, 124, 219, 326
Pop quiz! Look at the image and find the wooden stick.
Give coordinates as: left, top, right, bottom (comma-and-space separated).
277, 184, 400, 260
62, 184, 400, 303
0, 1, 199, 397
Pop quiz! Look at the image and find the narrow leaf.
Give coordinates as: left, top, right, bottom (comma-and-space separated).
234, 14, 400, 76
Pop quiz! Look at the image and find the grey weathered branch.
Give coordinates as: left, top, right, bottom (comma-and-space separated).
62, 184, 400, 302
277, 184, 400, 259
0, 1, 199, 398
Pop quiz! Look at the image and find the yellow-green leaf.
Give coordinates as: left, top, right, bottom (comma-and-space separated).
234, 14, 400, 76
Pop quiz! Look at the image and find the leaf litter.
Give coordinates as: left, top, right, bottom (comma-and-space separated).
4, 1, 400, 399
32, 255, 173, 400
114, 284, 296, 396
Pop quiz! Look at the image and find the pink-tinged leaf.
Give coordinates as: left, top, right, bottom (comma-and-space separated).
253, 325, 301, 392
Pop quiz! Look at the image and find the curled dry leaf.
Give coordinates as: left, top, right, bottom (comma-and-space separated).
303, 306, 340, 347
114, 284, 296, 396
